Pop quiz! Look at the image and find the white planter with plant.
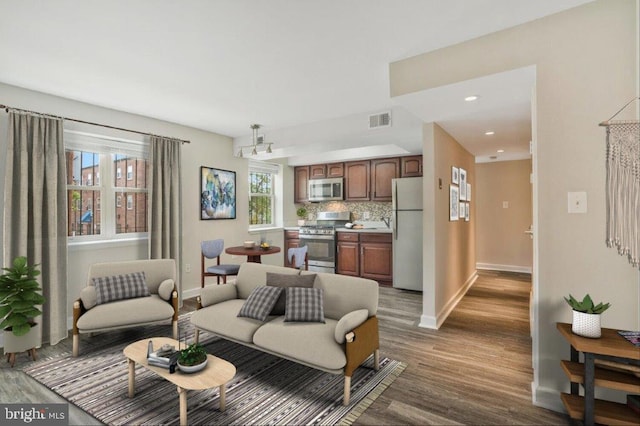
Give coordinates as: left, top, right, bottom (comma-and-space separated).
0, 256, 45, 362
564, 294, 610, 338
296, 207, 308, 226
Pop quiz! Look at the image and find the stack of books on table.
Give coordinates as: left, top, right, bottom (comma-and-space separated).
147, 344, 179, 369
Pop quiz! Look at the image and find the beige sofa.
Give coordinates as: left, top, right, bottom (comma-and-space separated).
190, 262, 380, 405
72, 259, 179, 356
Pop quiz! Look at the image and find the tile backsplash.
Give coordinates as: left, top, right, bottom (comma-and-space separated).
296, 201, 392, 222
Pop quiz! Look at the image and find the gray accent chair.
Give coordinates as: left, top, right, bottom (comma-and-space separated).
72, 259, 179, 357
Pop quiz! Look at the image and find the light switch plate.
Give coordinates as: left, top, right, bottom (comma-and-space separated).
568, 191, 587, 213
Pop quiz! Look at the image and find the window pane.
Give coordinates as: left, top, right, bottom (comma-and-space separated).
114, 155, 147, 188
250, 172, 272, 194
67, 189, 101, 236
249, 195, 272, 225
115, 192, 147, 234
66, 150, 99, 186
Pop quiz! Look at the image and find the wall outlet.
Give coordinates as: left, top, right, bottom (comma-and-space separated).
363, 211, 370, 220
185, 263, 191, 273
502, 201, 509, 209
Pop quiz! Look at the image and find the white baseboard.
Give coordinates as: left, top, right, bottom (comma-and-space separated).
182, 288, 200, 301
532, 383, 565, 414
476, 263, 532, 274
418, 270, 478, 330
418, 314, 438, 329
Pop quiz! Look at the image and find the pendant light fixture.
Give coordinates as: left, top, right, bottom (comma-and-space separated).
236, 124, 274, 157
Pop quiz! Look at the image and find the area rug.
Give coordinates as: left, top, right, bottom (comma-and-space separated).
23, 316, 405, 425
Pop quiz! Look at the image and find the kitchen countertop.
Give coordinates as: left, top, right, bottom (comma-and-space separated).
335, 227, 392, 233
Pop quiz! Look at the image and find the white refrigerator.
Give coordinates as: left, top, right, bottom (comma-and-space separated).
392, 177, 423, 291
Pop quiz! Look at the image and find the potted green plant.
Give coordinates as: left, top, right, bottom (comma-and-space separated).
177, 343, 208, 373
0, 256, 45, 356
564, 294, 611, 338
296, 206, 308, 226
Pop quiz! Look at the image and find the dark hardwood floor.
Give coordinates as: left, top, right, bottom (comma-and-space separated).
355, 270, 570, 425
1, 270, 570, 425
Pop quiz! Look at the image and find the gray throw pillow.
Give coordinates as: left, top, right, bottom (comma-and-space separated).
284, 287, 325, 323
92, 272, 150, 305
237, 286, 282, 321
266, 272, 316, 315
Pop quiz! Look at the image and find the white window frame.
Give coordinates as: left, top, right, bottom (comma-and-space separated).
248, 160, 282, 231
65, 130, 149, 244
127, 165, 133, 180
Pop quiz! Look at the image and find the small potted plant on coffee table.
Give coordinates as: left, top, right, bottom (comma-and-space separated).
0, 256, 45, 366
564, 294, 611, 338
177, 343, 208, 373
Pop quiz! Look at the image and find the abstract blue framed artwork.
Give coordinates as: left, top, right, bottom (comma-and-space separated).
201, 166, 236, 220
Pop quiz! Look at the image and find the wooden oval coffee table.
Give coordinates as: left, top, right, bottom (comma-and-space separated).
123, 337, 236, 426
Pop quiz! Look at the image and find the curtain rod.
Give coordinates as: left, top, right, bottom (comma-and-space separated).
0, 104, 190, 144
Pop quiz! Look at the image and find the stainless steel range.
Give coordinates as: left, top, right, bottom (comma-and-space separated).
299, 211, 351, 273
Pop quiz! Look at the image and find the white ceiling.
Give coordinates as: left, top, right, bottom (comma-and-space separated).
0, 0, 592, 163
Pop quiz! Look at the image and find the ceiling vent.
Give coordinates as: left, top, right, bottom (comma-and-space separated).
368, 111, 391, 129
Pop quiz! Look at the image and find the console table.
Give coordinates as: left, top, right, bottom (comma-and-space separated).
557, 322, 640, 425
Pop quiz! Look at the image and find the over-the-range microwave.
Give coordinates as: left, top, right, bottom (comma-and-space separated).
308, 178, 344, 202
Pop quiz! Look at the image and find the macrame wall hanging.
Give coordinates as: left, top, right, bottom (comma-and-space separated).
600, 97, 639, 269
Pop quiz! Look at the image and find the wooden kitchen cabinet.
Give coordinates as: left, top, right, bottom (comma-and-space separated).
336, 232, 360, 276
400, 155, 423, 177
344, 160, 371, 201
294, 166, 310, 203
360, 233, 393, 285
284, 230, 301, 268
371, 158, 399, 201
326, 162, 344, 177
337, 231, 392, 285
309, 164, 327, 178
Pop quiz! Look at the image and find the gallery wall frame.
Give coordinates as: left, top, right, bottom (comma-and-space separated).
200, 166, 236, 220
452, 166, 459, 184
450, 185, 459, 221
459, 168, 467, 200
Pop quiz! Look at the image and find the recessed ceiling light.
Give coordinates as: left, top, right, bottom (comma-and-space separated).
464, 95, 479, 102
497, 149, 505, 153
485, 131, 495, 135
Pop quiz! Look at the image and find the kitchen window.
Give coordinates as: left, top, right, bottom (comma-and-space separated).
248, 160, 282, 230
65, 130, 149, 241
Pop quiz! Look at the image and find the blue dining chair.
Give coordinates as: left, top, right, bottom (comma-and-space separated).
201, 239, 240, 287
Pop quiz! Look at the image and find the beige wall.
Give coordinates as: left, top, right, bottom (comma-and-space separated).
476, 160, 533, 272
0, 82, 289, 331
391, 0, 639, 411
421, 123, 477, 328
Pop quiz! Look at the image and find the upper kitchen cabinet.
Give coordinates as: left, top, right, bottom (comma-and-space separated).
309, 162, 344, 178
345, 160, 371, 201
371, 158, 399, 201
400, 155, 423, 177
326, 162, 344, 177
310, 164, 327, 179
294, 166, 310, 203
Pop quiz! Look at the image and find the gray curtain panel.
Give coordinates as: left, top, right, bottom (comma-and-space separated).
4, 112, 68, 346
148, 136, 182, 296
605, 121, 639, 268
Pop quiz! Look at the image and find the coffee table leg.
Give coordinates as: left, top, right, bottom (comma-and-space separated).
219, 384, 226, 411
177, 386, 187, 426
128, 359, 135, 397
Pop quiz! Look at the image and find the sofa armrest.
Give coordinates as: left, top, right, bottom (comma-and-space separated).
344, 316, 379, 377
334, 309, 369, 344
199, 283, 238, 308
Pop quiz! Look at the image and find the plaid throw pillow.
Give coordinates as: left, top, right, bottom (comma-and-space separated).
237, 286, 282, 321
284, 287, 325, 323
266, 272, 317, 315
92, 272, 150, 305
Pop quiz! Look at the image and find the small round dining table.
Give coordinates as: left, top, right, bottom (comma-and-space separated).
225, 245, 281, 263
